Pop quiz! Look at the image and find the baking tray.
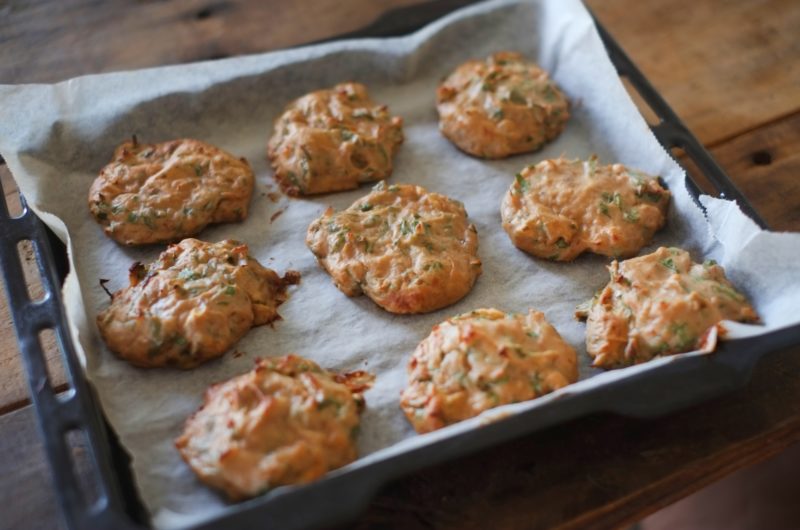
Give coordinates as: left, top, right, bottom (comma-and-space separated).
2, 2, 799, 529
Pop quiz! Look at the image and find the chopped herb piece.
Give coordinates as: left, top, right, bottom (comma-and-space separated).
703, 259, 718, 267
352, 109, 373, 120
598, 202, 610, 216
318, 398, 342, 410
359, 203, 374, 212
508, 88, 527, 105
530, 374, 543, 394
623, 209, 639, 223
515, 173, 529, 193
387, 184, 400, 192
712, 283, 745, 301
641, 191, 663, 202
424, 261, 444, 271
224, 285, 236, 295
491, 108, 504, 121
285, 171, 300, 187
193, 165, 203, 176
333, 233, 346, 252
526, 330, 539, 339
660, 258, 677, 272
340, 129, 355, 141
400, 219, 414, 236
178, 268, 200, 281
555, 237, 569, 248
127, 212, 138, 223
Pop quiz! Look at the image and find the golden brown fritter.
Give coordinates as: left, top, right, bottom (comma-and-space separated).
501, 156, 670, 261
400, 308, 578, 433
267, 82, 404, 195
576, 247, 759, 369
436, 51, 569, 159
175, 354, 372, 500
89, 138, 254, 245
97, 239, 300, 369
306, 182, 482, 314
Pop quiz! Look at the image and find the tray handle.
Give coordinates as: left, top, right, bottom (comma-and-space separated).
590, 14, 768, 229
0, 163, 141, 529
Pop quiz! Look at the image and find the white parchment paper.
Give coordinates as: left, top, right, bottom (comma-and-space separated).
1, 0, 799, 528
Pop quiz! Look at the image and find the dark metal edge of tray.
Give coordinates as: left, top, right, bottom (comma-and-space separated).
1, 1, 796, 529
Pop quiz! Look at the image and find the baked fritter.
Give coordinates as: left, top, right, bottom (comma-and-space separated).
400, 308, 578, 433
306, 182, 482, 314
436, 51, 569, 159
576, 247, 759, 369
97, 239, 300, 369
89, 138, 254, 245
501, 156, 670, 261
267, 82, 404, 196
176, 354, 372, 500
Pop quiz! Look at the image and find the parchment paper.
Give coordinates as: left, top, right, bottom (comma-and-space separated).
1, 0, 799, 528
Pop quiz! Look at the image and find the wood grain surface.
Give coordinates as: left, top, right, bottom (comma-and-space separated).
0, 0, 798, 528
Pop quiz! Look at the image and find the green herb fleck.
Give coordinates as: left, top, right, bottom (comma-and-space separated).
555, 237, 569, 248
352, 109, 373, 120
359, 203, 374, 212
178, 268, 200, 281
623, 209, 639, 223
641, 191, 663, 203
712, 283, 745, 301
424, 261, 444, 271
224, 285, 236, 295
515, 173, 529, 194
508, 88, 527, 105
660, 258, 677, 272
333, 233, 346, 252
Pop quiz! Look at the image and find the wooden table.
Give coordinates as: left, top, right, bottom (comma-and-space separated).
1, 1, 799, 528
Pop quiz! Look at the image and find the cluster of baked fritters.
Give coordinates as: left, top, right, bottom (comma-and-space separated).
88, 52, 759, 500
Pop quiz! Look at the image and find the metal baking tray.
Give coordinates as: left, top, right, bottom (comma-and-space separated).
2, 2, 799, 529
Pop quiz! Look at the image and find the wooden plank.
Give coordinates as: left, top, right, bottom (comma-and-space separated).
356, 344, 800, 530
0, 0, 426, 84
587, 0, 800, 146
0, 406, 67, 530
1, 346, 797, 529
704, 111, 800, 231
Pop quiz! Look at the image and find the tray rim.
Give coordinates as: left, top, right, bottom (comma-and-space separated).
0, 1, 797, 529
